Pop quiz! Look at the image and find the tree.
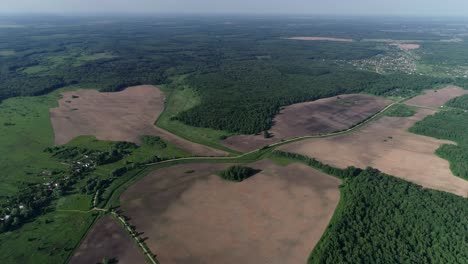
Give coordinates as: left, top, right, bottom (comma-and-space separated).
263, 131, 272, 138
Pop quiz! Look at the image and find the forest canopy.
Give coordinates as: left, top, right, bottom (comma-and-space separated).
309, 167, 468, 263
1, 16, 464, 135
410, 110, 468, 180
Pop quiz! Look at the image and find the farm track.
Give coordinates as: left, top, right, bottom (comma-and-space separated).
68, 93, 464, 264
95, 100, 399, 263
64, 99, 400, 264
144, 100, 401, 167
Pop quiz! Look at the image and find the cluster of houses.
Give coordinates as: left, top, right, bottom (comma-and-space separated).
344, 49, 418, 75
1, 154, 98, 225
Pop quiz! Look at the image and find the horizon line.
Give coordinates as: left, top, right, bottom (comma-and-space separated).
1, 12, 468, 19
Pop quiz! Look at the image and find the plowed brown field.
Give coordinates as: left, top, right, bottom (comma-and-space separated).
120, 160, 341, 264
280, 109, 468, 197
49, 85, 227, 156
222, 94, 391, 152
405, 85, 468, 108
69, 215, 146, 264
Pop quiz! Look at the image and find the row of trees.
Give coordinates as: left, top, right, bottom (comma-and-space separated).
272, 151, 362, 179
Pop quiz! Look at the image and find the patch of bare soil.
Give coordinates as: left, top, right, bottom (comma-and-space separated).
287, 36, 353, 42
120, 160, 341, 264
49, 85, 227, 156
405, 85, 468, 108
222, 94, 391, 152
391, 43, 420, 50
280, 109, 468, 197
69, 215, 146, 264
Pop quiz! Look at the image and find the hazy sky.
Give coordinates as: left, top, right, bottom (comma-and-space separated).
1, 0, 468, 16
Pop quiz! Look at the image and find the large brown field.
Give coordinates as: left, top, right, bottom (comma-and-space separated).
120, 160, 341, 264
280, 108, 468, 197
404, 85, 468, 108
49, 85, 227, 156
69, 215, 146, 264
222, 94, 391, 152
287, 37, 353, 42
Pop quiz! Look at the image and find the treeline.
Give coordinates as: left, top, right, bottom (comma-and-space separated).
410, 110, 468, 180
445, 94, 468, 110
274, 151, 468, 263
0, 58, 171, 101
271, 151, 362, 179
176, 62, 452, 134
309, 167, 468, 263
45, 141, 137, 165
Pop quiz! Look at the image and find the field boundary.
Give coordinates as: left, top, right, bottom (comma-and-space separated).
111, 211, 160, 264
145, 100, 400, 167
68, 91, 451, 263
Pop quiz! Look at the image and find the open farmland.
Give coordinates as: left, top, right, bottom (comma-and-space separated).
287, 37, 354, 42
280, 108, 468, 197
222, 94, 391, 152
49, 85, 227, 157
120, 160, 341, 264
69, 215, 146, 264
391, 43, 421, 50
404, 85, 468, 108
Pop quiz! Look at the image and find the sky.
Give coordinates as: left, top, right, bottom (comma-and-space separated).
1, 0, 468, 16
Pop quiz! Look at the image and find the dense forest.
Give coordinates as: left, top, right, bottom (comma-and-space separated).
272, 151, 468, 263
410, 109, 468, 180
2, 16, 467, 134
445, 94, 468, 110
178, 67, 450, 133
309, 167, 468, 263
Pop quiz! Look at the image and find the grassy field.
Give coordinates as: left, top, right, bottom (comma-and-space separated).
0, 50, 15, 56
76, 52, 115, 63
156, 77, 238, 154
22, 52, 116, 75
0, 88, 191, 263
0, 90, 97, 263
0, 93, 64, 197
0, 84, 96, 197
0, 210, 98, 264
384, 104, 416, 117
22, 65, 50, 74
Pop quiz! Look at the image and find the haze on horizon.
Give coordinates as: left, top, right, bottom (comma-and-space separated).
1, 0, 468, 17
